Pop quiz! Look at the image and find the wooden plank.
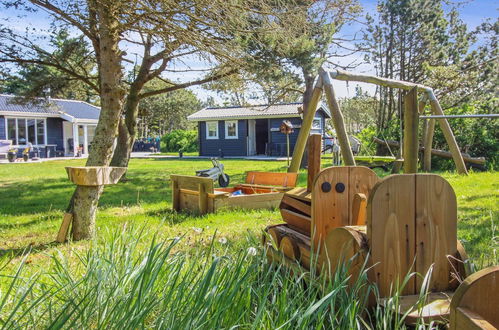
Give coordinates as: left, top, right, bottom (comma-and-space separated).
170, 175, 214, 193
280, 208, 311, 235
312, 167, 350, 248
198, 183, 208, 214
237, 183, 289, 192
320, 68, 356, 166
450, 266, 499, 329
172, 179, 180, 211
288, 76, 323, 173
429, 96, 468, 175
245, 172, 298, 187
225, 192, 283, 209
367, 174, 416, 297
56, 212, 73, 243
348, 167, 379, 225
415, 174, 457, 292
307, 134, 322, 192
380, 291, 453, 325
281, 194, 311, 217
284, 187, 311, 203
403, 87, 419, 173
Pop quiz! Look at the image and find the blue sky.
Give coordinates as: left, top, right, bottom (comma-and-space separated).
1, 0, 497, 103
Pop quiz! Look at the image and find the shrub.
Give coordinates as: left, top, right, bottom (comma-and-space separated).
161, 130, 198, 153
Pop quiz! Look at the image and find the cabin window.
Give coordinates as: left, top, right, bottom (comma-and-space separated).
5, 117, 47, 145
206, 121, 218, 139
312, 118, 321, 130
225, 120, 238, 139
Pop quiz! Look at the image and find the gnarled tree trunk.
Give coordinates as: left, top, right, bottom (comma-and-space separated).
71, 3, 125, 240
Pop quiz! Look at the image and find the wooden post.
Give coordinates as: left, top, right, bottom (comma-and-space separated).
307, 134, 322, 192
288, 76, 323, 173
403, 87, 419, 173
198, 183, 208, 214
286, 134, 290, 167
321, 69, 356, 166
172, 179, 180, 211
428, 91, 468, 175
423, 118, 435, 172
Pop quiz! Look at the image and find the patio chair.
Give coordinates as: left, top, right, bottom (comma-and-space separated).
0, 140, 13, 159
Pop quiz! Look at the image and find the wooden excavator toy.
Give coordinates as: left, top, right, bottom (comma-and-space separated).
263, 134, 498, 327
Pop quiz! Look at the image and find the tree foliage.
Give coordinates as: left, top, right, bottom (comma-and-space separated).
160, 130, 198, 153
137, 79, 201, 137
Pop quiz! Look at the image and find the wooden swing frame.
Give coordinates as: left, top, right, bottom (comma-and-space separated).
288, 68, 468, 175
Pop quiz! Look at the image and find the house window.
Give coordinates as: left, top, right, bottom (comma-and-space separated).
206, 121, 218, 139
312, 118, 321, 130
5, 118, 47, 145
225, 120, 238, 139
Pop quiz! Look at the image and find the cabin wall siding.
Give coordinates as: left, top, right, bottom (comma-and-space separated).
197, 108, 329, 157
0, 116, 5, 140
199, 120, 248, 156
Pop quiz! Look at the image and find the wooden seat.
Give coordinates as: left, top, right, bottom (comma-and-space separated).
367, 174, 458, 297
324, 174, 467, 324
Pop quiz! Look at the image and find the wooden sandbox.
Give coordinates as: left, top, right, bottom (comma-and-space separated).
171, 171, 298, 214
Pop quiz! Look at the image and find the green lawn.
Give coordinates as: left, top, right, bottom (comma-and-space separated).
0, 159, 497, 328
1, 158, 496, 263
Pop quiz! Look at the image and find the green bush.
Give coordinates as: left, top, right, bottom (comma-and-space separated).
161, 130, 198, 152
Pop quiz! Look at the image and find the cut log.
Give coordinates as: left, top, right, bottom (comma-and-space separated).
320, 68, 356, 166
280, 236, 300, 260
373, 137, 485, 165
288, 76, 323, 173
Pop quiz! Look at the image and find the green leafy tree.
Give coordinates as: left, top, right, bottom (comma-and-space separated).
138, 80, 201, 137
0, 29, 97, 103
0, 0, 292, 240
362, 0, 472, 151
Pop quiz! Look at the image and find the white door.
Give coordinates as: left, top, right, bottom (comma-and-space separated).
248, 119, 256, 155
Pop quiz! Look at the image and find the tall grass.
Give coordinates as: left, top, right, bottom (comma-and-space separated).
1, 226, 434, 329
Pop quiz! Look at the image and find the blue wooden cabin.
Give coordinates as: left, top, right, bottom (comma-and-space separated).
188, 102, 331, 157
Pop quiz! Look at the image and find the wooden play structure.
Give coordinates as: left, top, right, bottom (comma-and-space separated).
56, 166, 126, 242
288, 68, 469, 175
171, 171, 298, 214
263, 134, 498, 326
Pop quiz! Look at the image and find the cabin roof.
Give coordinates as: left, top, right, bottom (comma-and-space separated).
188, 102, 331, 121
0, 94, 100, 122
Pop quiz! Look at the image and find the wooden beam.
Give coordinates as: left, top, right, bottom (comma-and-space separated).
403, 87, 419, 173
320, 68, 356, 166
427, 92, 468, 175
307, 134, 322, 192
424, 118, 436, 171
373, 137, 485, 165
330, 69, 431, 92
288, 76, 323, 173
